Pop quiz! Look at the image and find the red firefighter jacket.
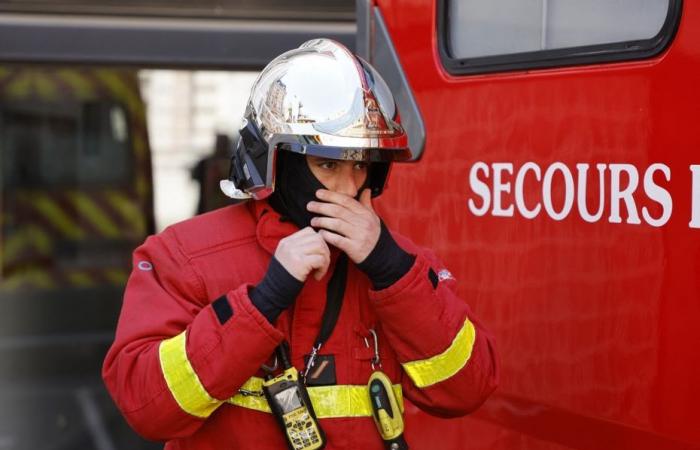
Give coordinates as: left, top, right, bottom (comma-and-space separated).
102, 200, 498, 449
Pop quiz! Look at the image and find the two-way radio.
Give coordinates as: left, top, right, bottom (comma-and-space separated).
262, 344, 326, 450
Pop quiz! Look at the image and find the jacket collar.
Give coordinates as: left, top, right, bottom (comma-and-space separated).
251, 199, 343, 263
251, 200, 299, 255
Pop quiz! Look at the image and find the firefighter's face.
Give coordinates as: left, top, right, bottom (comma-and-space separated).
306, 156, 368, 198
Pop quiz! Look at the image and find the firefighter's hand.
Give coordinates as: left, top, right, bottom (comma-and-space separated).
307, 188, 381, 264
275, 227, 331, 282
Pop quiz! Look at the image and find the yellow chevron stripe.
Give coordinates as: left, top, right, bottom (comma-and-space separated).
6, 72, 58, 100
135, 174, 150, 200
104, 269, 129, 286
104, 191, 146, 236
3, 226, 52, 262
67, 271, 95, 288
1, 269, 55, 291
56, 70, 95, 99
34, 72, 58, 100
67, 192, 120, 238
94, 70, 144, 121
133, 134, 148, 159
7, 74, 33, 98
25, 192, 85, 240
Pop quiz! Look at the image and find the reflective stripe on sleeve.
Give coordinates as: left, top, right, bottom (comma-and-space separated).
228, 377, 404, 418
401, 318, 476, 388
159, 331, 222, 418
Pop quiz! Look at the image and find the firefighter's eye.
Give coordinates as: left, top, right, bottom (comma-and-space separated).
354, 162, 369, 171
319, 161, 337, 170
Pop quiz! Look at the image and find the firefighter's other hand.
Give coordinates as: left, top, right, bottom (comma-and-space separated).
275, 227, 331, 282
308, 188, 380, 264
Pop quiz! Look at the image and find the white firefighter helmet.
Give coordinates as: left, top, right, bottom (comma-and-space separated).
221, 38, 411, 200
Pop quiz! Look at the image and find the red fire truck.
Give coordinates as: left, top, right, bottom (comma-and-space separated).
2, 1, 697, 448
359, 0, 699, 449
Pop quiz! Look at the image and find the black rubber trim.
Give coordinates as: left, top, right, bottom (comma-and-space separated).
212, 296, 233, 325
437, 0, 683, 75
428, 268, 438, 290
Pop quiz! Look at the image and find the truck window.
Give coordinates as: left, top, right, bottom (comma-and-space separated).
2, 101, 132, 186
439, 0, 682, 74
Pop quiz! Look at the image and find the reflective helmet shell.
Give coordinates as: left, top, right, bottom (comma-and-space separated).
222, 38, 411, 200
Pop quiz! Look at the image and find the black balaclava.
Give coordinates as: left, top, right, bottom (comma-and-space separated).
268, 150, 369, 229
268, 151, 327, 229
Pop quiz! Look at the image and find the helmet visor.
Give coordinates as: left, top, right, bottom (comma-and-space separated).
277, 142, 411, 162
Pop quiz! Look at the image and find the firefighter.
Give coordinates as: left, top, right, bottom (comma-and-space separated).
103, 39, 498, 449
191, 133, 235, 214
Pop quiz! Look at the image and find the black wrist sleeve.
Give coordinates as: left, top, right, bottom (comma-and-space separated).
357, 222, 416, 290
249, 257, 304, 323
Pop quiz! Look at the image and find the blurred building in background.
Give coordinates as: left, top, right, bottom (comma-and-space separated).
139, 70, 257, 229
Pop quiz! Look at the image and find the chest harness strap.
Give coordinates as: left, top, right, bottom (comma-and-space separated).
302, 253, 349, 380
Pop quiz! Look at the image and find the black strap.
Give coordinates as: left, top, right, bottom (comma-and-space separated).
274, 254, 349, 371
315, 253, 348, 347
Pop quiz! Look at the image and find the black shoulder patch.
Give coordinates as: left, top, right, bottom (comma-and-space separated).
428, 268, 438, 289
212, 296, 234, 325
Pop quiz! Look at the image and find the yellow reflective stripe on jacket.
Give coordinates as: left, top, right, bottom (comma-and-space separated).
159, 332, 222, 418
228, 377, 403, 419
401, 318, 476, 388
